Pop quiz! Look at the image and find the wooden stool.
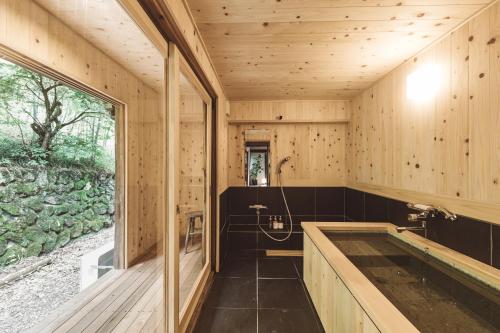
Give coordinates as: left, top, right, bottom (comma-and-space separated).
184, 210, 204, 254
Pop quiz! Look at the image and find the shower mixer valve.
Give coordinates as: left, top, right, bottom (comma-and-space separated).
249, 204, 267, 215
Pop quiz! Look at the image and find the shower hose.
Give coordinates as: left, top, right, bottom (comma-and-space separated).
257, 171, 293, 242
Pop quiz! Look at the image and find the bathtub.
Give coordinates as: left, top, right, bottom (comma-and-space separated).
302, 222, 500, 333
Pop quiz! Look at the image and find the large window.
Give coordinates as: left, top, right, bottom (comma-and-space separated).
0, 56, 120, 332
245, 142, 270, 187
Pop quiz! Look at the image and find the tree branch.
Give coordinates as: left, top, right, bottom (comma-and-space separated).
24, 84, 44, 103
60, 111, 105, 128
20, 108, 42, 127
4, 108, 27, 146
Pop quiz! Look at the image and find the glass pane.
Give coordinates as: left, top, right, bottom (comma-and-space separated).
178, 72, 207, 313
246, 144, 269, 186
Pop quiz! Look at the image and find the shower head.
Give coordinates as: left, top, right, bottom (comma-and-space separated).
277, 156, 291, 174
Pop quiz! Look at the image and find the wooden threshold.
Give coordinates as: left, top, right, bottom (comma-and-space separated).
265, 250, 303, 257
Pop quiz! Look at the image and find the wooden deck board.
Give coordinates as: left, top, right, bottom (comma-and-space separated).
29, 257, 165, 333
29, 248, 203, 333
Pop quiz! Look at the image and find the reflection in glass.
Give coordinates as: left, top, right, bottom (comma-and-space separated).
178, 73, 207, 313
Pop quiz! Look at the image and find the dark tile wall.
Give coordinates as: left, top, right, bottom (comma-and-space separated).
221, 187, 345, 261
220, 187, 499, 270
345, 188, 498, 268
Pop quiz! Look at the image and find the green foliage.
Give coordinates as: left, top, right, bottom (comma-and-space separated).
51, 135, 114, 172
0, 134, 48, 166
249, 153, 263, 180
0, 58, 115, 172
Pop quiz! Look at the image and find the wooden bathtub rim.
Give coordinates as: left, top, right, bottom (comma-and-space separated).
302, 222, 500, 333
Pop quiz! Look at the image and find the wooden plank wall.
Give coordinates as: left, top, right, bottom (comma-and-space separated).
347, 3, 500, 218
228, 100, 350, 186
179, 85, 206, 240
159, 0, 229, 195
0, 0, 164, 265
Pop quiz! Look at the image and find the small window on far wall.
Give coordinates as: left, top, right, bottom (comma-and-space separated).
245, 142, 270, 187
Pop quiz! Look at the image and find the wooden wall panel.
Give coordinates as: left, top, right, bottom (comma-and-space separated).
0, 0, 165, 265
179, 89, 206, 240
228, 100, 350, 187
347, 3, 500, 223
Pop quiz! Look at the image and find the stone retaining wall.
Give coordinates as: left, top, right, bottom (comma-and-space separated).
0, 167, 114, 266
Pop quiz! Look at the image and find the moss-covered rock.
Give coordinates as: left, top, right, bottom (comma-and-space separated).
26, 197, 44, 213
14, 182, 38, 197
23, 226, 47, 245
26, 242, 43, 257
82, 208, 95, 220
108, 203, 115, 215
0, 166, 115, 265
36, 216, 63, 233
35, 170, 48, 187
56, 229, 71, 248
0, 187, 15, 203
53, 205, 69, 216
4, 231, 26, 246
73, 180, 87, 190
43, 232, 58, 253
23, 172, 36, 182
67, 202, 80, 216
0, 203, 22, 216
44, 196, 62, 205
87, 218, 104, 233
0, 236, 7, 256
0, 169, 14, 186
69, 221, 83, 238
22, 211, 37, 226
68, 190, 88, 203
0, 244, 25, 266
102, 216, 113, 228
3, 220, 23, 234
40, 206, 55, 217
92, 203, 108, 215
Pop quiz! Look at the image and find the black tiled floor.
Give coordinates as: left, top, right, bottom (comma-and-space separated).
258, 257, 297, 278
194, 253, 324, 333
258, 279, 311, 309
205, 277, 257, 308
220, 256, 257, 278
195, 308, 257, 333
258, 308, 324, 333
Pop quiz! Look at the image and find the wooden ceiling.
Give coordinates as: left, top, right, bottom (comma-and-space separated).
186, 0, 493, 100
35, 0, 164, 92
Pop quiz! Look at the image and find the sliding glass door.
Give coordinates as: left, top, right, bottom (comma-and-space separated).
166, 43, 212, 333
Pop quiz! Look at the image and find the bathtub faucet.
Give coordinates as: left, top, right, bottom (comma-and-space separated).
396, 203, 456, 236
396, 203, 431, 236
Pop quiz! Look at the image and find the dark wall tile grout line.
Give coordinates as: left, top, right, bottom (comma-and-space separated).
255, 253, 259, 333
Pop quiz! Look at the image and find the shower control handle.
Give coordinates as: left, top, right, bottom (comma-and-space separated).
249, 204, 268, 215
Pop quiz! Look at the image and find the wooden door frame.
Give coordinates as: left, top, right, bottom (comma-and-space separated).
0, 43, 127, 269
166, 42, 214, 333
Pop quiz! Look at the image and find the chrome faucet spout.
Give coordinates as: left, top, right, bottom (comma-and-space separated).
396, 221, 427, 237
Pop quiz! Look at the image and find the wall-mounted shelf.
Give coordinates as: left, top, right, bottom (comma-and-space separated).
228, 119, 350, 125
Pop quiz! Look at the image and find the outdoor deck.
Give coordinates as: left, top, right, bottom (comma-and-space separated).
27, 257, 164, 333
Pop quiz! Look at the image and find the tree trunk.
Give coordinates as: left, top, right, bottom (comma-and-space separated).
41, 131, 52, 151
